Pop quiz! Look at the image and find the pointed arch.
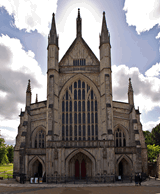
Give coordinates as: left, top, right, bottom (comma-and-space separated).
31, 125, 46, 148
117, 154, 133, 166
116, 154, 133, 176
114, 124, 129, 133
28, 155, 45, 177
65, 148, 96, 176
114, 124, 129, 147
60, 74, 100, 141
59, 74, 100, 101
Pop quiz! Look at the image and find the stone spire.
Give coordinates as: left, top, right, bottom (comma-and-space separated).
128, 78, 134, 105
26, 79, 32, 107
48, 13, 58, 47
35, 94, 38, 103
76, 8, 82, 37
26, 79, 31, 93
100, 12, 110, 47
128, 78, 133, 92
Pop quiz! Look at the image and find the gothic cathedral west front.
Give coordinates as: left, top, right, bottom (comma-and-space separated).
14, 9, 148, 180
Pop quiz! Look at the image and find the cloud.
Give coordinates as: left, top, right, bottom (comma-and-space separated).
142, 117, 160, 132
0, 34, 47, 122
145, 62, 160, 77
156, 32, 160, 39
123, 0, 160, 34
0, 0, 58, 35
112, 64, 160, 113
1, 128, 18, 145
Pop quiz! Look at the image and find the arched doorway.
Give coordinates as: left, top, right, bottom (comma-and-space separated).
117, 157, 132, 176
32, 160, 43, 177
69, 152, 92, 179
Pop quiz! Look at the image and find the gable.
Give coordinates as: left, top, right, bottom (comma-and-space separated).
59, 37, 100, 70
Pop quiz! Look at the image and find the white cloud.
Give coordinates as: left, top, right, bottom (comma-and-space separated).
145, 62, 160, 77
142, 117, 160, 132
0, 34, 47, 119
0, 0, 58, 36
156, 32, 160, 39
0, 34, 47, 145
123, 0, 160, 34
0, 127, 18, 145
112, 63, 160, 113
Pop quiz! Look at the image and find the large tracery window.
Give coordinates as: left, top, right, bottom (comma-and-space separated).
62, 80, 98, 141
34, 130, 45, 148
115, 128, 126, 147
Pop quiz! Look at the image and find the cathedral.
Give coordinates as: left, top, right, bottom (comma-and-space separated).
14, 9, 148, 180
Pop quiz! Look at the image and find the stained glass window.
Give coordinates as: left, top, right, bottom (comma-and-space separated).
61, 81, 98, 141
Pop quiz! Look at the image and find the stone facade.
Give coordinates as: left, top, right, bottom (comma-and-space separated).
14, 9, 148, 180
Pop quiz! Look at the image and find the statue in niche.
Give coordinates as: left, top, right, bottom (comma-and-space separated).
54, 145, 58, 160
103, 143, 107, 159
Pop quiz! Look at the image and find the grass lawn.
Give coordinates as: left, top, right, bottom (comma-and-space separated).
0, 163, 13, 179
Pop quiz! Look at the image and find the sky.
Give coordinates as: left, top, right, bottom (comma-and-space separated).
0, 0, 160, 145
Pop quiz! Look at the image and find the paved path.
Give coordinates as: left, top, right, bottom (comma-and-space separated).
0, 178, 159, 194
0, 177, 160, 187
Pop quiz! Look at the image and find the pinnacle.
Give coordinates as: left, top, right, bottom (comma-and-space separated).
48, 12, 58, 47
128, 78, 133, 92
35, 94, 38, 103
78, 8, 80, 18
76, 8, 82, 37
26, 79, 31, 93
100, 11, 110, 47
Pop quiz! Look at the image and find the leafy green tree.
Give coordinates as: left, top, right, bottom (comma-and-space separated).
143, 130, 153, 145
7, 145, 14, 163
147, 144, 160, 162
0, 138, 9, 164
151, 124, 160, 146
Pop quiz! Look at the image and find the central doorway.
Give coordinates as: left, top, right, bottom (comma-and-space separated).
75, 159, 86, 179
69, 152, 92, 178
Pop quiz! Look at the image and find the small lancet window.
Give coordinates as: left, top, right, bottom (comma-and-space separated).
66, 101, 68, 112
66, 90, 68, 100
78, 101, 81, 111
70, 101, 72, 112
78, 80, 81, 88
82, 82, 85, 88
82, 101, 85, 111
74, 90, 77, 100
78, 89, 81, 100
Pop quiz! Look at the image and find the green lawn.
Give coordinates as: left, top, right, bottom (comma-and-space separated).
0, 163, 13, 179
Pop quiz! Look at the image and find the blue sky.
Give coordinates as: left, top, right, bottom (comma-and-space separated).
0, 0, 160, 145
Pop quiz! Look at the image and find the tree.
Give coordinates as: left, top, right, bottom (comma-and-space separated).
151, 124, 160, 146
143, 130, 153, 145
7, 145, 14, 163
147, 144, 160, 162
0, 138, 9, 164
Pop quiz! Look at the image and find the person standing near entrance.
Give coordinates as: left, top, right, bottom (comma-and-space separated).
139, 173, 142, 186
135, 174, 139, 186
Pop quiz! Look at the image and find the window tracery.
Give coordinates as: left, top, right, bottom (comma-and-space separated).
34, 130, 45, 148
115, 128, 126, 147
62, 80, 98, 141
